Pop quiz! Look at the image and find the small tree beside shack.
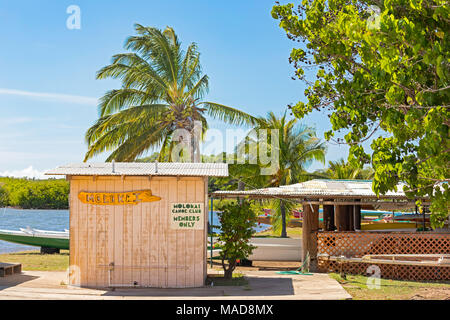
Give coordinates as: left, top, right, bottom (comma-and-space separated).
216, 201, 257, 279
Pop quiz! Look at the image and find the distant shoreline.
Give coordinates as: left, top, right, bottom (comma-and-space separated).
1, 206, 68, 211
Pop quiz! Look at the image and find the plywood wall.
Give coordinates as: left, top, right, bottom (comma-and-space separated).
69, 176, 208, 288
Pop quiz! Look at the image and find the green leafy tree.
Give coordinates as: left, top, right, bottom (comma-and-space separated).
0, 183, 8, 207
0, 178, 69, 209
85, 24, 257, 162
216, 201, 257, 279
272, 0, 449, 227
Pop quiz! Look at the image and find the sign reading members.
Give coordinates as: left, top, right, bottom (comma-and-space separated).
170, 203, 204, 230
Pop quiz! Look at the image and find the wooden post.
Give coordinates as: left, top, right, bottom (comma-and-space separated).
348, 205, 354, 231
210, 197, 214, 268
354, 199, 361, 230
323, 203, 335, 231
335, 205, 349, 231
280, 201, 287, 238
302, 201, 319, 272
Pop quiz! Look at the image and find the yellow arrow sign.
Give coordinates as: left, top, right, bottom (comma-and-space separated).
78, 190, 161, 205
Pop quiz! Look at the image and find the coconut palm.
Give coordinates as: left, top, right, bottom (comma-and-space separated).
235, 111, 326, 237
84, 24, 257, 162
326, 159, 374, 180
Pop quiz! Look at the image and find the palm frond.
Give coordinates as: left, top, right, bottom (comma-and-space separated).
180, 43, 201, 91
97, 89, 152, 116
202, 102, 258, 126
187, 74, 209, 99
85, 103, 168, 145
105, 125, 168, 161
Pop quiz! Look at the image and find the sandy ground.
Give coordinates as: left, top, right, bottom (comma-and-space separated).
0, 265, 351, 300
409, 288, 450, 300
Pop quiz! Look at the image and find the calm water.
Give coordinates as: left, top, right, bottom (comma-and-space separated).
0, 208, 270, 253
209, 211, 271, 235
0, 208, 69, 253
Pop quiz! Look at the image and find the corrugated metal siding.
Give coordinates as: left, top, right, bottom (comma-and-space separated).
46, 162, 228, 177
212, 179, 410, 199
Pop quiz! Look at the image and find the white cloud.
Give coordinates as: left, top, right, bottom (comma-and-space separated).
0, 151, 55, 161
0, 88, 98, 106
0, 166, 55, 179
0, 117, 34, 125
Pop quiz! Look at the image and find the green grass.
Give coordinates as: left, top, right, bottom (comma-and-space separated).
329, 273, 450, 300
254, 227, 302, 238
206, 272, 248, 286
0, 250, 69, 271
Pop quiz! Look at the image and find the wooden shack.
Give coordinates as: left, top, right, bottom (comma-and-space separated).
46, 162, 228, 288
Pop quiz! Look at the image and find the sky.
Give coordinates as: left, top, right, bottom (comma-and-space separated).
0, 0, 369, 179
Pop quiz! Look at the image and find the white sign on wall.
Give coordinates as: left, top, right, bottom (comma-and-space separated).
170, 203, 204, 230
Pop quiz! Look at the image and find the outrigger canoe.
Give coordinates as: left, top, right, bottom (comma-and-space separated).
361, 222, 418, 231
0, 228, 69, 250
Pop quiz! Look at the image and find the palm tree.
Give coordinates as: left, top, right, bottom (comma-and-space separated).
326, 159, 374, 180
84, 24, 257, 162
236, 111, 326, 237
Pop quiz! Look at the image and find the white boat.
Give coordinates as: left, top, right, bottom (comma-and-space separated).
0, 228, 69, 249
247, 237, 302, 261
207, 249, 222, 258
19, 227, 69, 236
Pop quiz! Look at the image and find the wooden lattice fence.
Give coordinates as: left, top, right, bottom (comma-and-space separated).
317, 231, 450, 281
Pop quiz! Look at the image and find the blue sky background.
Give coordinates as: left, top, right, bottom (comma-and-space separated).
0, 0, 371, 178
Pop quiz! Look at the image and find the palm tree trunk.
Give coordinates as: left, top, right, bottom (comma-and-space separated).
280, 200, 287, 238
190, 133, 195, 162
190, 121, 201, 163
238, 180, 245, 205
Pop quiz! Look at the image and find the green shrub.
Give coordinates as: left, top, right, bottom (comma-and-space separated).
216, 201, 257, 279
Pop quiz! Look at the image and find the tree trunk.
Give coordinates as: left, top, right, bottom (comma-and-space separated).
238, 181, 244, 205
224, 269, 233, 280
190, 132, 196, 162
191, 120, 202, 163
280, 200, 287, 238
224, 260, 236, 280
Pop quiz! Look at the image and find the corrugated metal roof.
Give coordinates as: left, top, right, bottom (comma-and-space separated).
211, 179, 410, 199
45, 162, 228, 177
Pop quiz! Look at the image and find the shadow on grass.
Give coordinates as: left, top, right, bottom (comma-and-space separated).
333, 274, 450, 290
